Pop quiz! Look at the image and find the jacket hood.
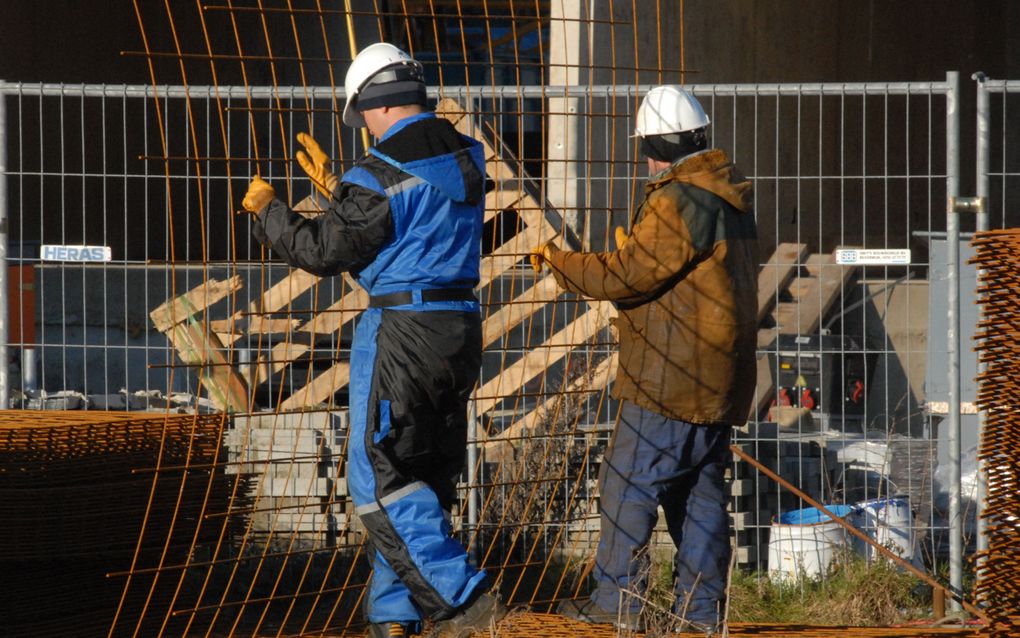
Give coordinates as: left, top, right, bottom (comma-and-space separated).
369, 141, 485, 205
647, 148, 753, 213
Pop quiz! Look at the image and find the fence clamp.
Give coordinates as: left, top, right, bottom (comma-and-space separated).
949, 196, 986, 214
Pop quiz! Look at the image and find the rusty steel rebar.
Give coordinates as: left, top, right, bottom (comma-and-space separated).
969, 229, 1020, 638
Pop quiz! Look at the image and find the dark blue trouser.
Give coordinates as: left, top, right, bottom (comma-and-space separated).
591, 401, 732, 626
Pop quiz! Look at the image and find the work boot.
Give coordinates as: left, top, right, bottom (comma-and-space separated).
431, 592, 508, 638
367, 621, 418, 637
556, 598, 644, 631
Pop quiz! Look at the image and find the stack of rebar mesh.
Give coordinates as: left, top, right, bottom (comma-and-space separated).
0, 411, 231, 637
970, 229, 1020, 637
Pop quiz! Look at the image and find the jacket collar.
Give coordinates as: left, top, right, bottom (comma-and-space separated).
645, 148, 753, 213
378, 111, 436, 143
647, 149, 727, 187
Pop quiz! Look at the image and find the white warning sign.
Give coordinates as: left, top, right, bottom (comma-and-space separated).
835, 249, 911, 265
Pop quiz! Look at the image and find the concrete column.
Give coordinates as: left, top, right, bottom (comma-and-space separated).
547, 0, 584, 241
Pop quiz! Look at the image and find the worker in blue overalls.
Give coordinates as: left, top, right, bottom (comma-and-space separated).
241, 42, 505, 638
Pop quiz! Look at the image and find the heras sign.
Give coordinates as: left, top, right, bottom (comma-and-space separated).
40, 245, 112, 262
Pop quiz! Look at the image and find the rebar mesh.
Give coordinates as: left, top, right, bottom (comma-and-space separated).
3, 1, 1015, 637
970, 229, 1020, 638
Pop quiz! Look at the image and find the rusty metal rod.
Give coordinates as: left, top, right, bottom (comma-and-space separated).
729, 443, 988, 622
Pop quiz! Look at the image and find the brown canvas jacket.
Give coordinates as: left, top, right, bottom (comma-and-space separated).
545, 149, 759, 425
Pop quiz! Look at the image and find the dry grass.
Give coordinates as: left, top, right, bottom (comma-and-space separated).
724, 551, 930, 626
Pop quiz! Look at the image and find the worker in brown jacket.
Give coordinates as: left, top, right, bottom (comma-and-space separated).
532, 85, 758, 635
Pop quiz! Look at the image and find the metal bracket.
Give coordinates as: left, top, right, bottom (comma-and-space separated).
949, 196, 987, 214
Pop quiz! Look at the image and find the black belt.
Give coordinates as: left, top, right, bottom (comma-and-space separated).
368, 287, 477, 308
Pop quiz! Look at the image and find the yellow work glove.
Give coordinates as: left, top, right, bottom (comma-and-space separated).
295, 132, 338, 198
529, 242, 554, 274
614, 226, 629, 249
241, 175, 275, 213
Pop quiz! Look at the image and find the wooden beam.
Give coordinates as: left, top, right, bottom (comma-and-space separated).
256, 286, 366, 383
754, 353, 776, 420
757, 243, 808, 324
150, 276, 242, 333
169, 317, 249, 412
483, 352, 616, 462
210, 317, 299, 335
472, 302, 612, 416
482, 276, 562, 347
774, 249, 855, 335
279, 362, 351, 411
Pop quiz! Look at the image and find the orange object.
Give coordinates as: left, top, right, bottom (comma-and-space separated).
800, 388, 816, 410
850, 379, 865, 403
777, 387, 793, 406
8, 266, 35, 345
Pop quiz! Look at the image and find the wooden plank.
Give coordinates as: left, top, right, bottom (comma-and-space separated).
479, 224, 543, 288
483, 352, 617, 461
250, 269, 321, 316
786, 278, 816, 299
434, 97, 468, 127
781, 250, 855, 335
757, 243, 809, 324
253, 282, 367, 386
279, 362, 351, 411
472, 302, 613, 416
757, 326, 779, 349
485, 187, 525, 223
482, 276, 561, 347
150, 276, 242, 332
169, 319, 249, 412
220, 269, 321, 346
754, 352, 776, 419
299, 281, 367, 335
210, 317, 299, 335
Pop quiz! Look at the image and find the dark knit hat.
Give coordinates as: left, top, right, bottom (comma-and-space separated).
353, 63, 428, 112
640, 128, 708, 162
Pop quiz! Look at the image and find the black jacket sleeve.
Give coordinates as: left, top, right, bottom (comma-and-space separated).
252, 181, 392, 277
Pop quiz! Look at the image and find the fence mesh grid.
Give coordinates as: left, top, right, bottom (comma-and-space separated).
1, 2, 1018, 637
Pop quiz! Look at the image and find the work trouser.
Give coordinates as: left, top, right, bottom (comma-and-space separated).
347, 304, 486, 624
591, 401, 732, 627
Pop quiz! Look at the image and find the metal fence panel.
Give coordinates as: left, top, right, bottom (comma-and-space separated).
2, 77, 1012, 618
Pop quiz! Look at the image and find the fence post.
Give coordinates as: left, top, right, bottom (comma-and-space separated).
0, 82, 9, 410
945, 70, 963, 611
466, 399, 479, 562
972, 72, 990, 565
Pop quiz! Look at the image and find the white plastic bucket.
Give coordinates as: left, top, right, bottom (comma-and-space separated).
852, 496, 918, 564
768, 505, 854, 582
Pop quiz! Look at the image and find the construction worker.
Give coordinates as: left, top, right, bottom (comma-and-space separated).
532, 85, 759, 634
241, 42, 505, 638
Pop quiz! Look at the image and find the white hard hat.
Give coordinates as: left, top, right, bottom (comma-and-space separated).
343, 42, 423, 128
633, 85, 710, 137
